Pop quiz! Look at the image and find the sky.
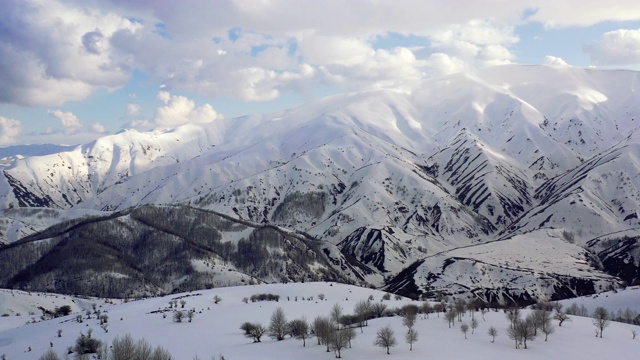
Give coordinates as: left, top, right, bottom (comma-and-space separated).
1, 0, 640, 146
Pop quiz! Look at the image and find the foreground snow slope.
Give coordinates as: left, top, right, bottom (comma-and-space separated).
0, 283, 638, 360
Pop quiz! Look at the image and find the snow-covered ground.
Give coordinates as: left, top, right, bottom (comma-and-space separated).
559, 285, 640, 314
0, 282, 638, 359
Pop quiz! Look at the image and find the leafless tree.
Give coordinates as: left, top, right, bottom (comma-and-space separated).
330, 327, 353, 358
405, 327, 418, 350
460, 323, 469, 339
371, 302, 387, 318
445, 309, 457, 328
248, 323, 266, 343
508, 315, 537, 349
454, 299, 466, 321
312, 316, 331, 350
471, 318, 478, 335
553, 310, 570, 327
632, 329, 637, 340
374, 324, 396, 355
592, 307, 610, 338
488, 326, 498, 343
38, 349, 60, 360
422, 301, 432, 319
287, 318, 309, 346
187, 310, 195, 323
354, 300, 372, 332
268, 307, 288, 341
173, 311, 184, 323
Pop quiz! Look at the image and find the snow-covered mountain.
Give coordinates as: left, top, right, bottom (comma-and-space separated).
1, 65, 640, 303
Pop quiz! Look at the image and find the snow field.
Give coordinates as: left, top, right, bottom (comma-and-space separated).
0, 282, 638, 359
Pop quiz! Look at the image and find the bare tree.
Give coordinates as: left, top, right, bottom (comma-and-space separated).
38, 349, 60, 360
330, 304, 343, 324
354, 300, 372, 332
240, 322, 254, 335
536, 310, 554, 341
505, 307, 521, 328
312, 316, 331, 351
371, 303, 387, 318
268, 307, 288, 341
460, 323, 469, 339
110, 334, 173, 360
632, 329, 637, 340
374, 324, 397, 355
187, 310, 195, 323
488, 326, 498, 343
173, 311, 184, 323
592, 307, 610, 338
288, 318, 309, 347
330, 327, 353, 358
248, 323, 266, 343
180, 300, 186, 308
471, 318, 478, 334
509, 315, 537, 349
445, 309, 457, 328
553, 310, 570, 327
402, 310, 417, 329
57, 329, 63, 337
422, 301, 432, 319
213, 295, 222, 304
405, 327, 418, 350
454, 299, 466, 321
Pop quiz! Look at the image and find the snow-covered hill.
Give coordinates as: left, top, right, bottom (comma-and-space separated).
0, 283, 638, 360
1, 65, 640, 301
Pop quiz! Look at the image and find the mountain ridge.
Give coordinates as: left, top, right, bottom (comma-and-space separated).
1, 64, 639, 303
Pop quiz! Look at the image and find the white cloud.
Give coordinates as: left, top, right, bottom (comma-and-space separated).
543, 55, 570, 66
426, 53, 469, 75
48, 109, 83, 134
584, 29, 640, 65
430, 20, 518, 68
153, 91, 222, 129
91, 123, 107, 133
3, 0, 640, 110
127, 103, 141, 116
0, 0, 140, 106
0, 116, 22, 145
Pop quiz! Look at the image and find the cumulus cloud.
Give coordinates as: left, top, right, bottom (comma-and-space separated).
0, 0, 139, 106
48, 109, 83, 134
127, 103, 142, 116
153, 91, 222, 129
584, 29, 640, 65
430, 19, 518, 68
91, 123, 107, 133
3, 0, 640, 110
543, 55, 570, 66
0, 116, 22, 145
426, 53, 469, 75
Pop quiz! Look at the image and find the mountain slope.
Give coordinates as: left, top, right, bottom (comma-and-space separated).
1, 65, 640, 301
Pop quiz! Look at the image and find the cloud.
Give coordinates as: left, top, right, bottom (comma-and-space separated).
543, 55, 570, 66
584, 29, 640, 65
91, 123, 107, 133
527, 1, 640, 28
127, 103, 142, 116
0, 0, 139, 106
153, 91, 222, 129
0, 116, 22, 145
426, 53, 469, 75
3, 0, 640, 109
48, 109, 83, 134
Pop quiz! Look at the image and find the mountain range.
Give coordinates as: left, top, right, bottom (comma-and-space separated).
0, 65, 639, 304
